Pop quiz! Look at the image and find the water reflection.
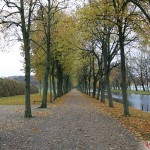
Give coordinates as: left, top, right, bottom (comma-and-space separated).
112, 92, 150, 112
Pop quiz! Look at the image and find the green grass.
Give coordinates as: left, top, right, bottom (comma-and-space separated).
0, 94, 42, 105
112, 90, 150, 95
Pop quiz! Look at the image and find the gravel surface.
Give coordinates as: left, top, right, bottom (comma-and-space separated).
0, 89, 142, 150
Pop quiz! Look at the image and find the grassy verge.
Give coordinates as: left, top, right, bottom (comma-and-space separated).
0, 94, 42, 105
112, 90, 150, 95
90, 98, 150, 141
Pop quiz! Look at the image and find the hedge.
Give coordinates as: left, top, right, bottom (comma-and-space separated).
0, 78, 39, 97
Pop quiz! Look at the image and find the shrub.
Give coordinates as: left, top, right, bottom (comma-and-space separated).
0, 78, 39, 97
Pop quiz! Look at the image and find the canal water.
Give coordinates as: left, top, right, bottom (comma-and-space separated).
112, 92, 150, 112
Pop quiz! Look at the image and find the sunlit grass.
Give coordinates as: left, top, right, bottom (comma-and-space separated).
0, 94, 42, 105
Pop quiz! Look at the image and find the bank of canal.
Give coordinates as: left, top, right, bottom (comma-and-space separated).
112, 92, 150, 112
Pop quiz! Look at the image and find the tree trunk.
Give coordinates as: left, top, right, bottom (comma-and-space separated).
69, 81, 72, 91
134, 83, 138, 91
86, 78, 88, 95
40, 46, 50, 108
85, 80, 88, 94
41, 69, 49, 108
57, 77, 63, 97
101, 78, 105, 103
131, 76, 138, 91
40, 0, 51, 108
88, 75, 91, 96
103, 29, 114, 107
88, 57, 92, 96
133, 79, 138, 91
106, 74, 114, 107
128, 81, 131, 91
140, 67, 145, 91
52, 64, 57, 102
24, 41, 32, 118
39, 80, 42, 96
92, 78, 97, 98
97, 80, 101, 100
49, 75, 53, 103
119, 25, 130, 116
146, 67, 149, 91
92, 55, 96, 98
20, 0, 32, 117
63, 75, 69, 94
57, 63, 63, 97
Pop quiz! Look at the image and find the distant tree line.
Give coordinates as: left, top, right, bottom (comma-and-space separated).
0, 78, 39, 97
7, 76, 39, 87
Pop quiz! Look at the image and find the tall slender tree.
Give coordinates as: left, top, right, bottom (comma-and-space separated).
39, 0, 51, 108
0, 0, 38, 117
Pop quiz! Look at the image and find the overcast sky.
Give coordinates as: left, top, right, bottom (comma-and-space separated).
0, 0, 84, 78
0, 42, 24, 77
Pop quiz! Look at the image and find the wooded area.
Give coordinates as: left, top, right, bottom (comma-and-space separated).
0, 0, 150, 117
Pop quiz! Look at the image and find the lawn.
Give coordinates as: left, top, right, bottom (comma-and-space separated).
0, 94, 42, 105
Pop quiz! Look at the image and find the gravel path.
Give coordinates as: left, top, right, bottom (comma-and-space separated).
0, 89, 142, 150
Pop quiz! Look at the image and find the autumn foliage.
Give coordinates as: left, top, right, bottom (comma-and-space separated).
90, 98, 150, 141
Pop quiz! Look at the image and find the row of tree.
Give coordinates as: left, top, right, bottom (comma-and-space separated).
75, 0, 150, 116
0, 0, 149, 117
0, 78, 38, 97
30, 8, 76, 107
0, 0, 77, 117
